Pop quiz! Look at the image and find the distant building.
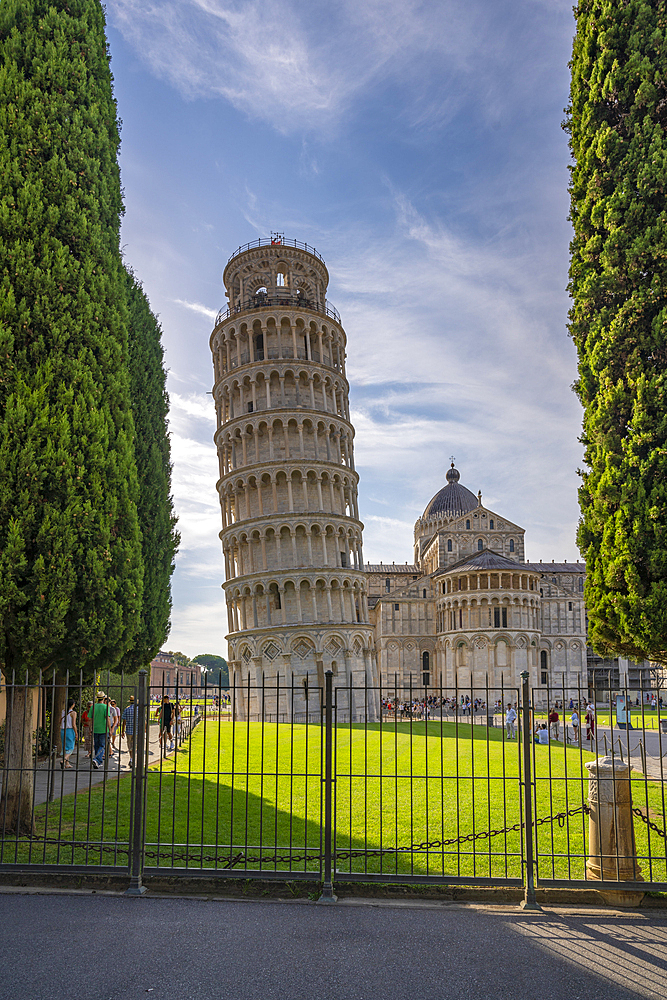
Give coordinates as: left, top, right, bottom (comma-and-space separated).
149, 651, 201, 698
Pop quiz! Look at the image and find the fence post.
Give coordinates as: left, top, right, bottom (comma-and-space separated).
584, 755, 644, 907
520, 670, 541, 910
126, 669, 147, 896
318, 669, 337, 903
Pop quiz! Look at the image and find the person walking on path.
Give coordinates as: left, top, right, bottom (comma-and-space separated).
505, 703, 517, 740
173, 700, 182, 750
570, 709, 580, 744
157, 695, 174, 757
60, 698, 78, 769
108, 698, 120, 755
121, 696, 137, 765
585, 706, 595, 742
92, 694, 110, 769
81, 701, 93, 758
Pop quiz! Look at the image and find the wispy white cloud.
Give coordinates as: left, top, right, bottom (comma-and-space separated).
107, 0, 514, 133
173, 298, 218, 322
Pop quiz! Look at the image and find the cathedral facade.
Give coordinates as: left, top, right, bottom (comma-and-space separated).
366, 464, 588, 702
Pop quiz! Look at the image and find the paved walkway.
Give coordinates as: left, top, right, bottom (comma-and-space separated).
0, 892, 665, 1000
0, 723, 169, 808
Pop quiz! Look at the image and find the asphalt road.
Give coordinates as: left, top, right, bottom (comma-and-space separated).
0, 892, 665, 1000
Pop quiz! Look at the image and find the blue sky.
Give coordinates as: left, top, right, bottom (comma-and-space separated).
105, 0, 582, 659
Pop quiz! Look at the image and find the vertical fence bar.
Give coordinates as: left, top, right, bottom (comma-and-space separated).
126, 669, 147, 896
520, 670, 540, 910
318, 669, 336, 902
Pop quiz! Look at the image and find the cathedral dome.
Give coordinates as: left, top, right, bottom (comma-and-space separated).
423, 464, 478, 519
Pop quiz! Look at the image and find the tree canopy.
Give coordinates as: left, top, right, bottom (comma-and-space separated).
0, 0, 143, 682
0, 0, 177, 831
567, 0, 667, 662
193, 653, 229, 688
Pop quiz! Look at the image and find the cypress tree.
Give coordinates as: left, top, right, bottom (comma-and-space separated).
567, 1, 667, 663
122, 269, 179, 671
0, 0, 143, 833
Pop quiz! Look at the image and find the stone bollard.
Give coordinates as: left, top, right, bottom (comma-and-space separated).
585, 755, 644, 907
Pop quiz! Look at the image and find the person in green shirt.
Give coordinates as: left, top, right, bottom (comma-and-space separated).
91, 694, 110, 769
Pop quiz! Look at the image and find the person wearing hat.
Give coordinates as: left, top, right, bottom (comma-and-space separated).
121, 695, 138, 766
91, 693, 110, 769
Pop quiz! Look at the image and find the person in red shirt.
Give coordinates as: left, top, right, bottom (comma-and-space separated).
548, 707, 560, 741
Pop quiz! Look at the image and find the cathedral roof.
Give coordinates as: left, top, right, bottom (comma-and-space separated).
365, 564, 420, 574
422, 464, 478, 519
440, 549, 531, 573
526, 561, 585, 573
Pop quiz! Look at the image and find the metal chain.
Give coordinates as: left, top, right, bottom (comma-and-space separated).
24, 804, 593, 869
137, 805, 593, 869
633, 807, 667, 840
337, 804, 590, 861
24, 834, 129, 857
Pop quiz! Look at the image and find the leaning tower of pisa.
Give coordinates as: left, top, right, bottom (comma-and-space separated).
210, 238, 378, 721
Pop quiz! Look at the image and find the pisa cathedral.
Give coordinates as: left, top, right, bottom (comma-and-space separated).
210, 239, 596, 718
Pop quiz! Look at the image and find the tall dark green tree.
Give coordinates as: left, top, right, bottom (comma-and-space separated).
0, 0, 143, 832
122, 270, 179, 671
567, 1, 667, 664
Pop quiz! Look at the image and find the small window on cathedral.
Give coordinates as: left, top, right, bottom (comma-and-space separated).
477, 540, 483, 551
394, 603, 399, 611
494, 608, 500, 628
502, 608, 507, 628
509, 539, 514, 552
422, 588, 427, 598
466, 520, 470, 530
340, 552, 347, 567
578, 577, 584, 591
489, 519, 494, 529
247, 402, 253, 413
385, 578, 390, 592
447, 539, 452, 552
568, 602, 572, 611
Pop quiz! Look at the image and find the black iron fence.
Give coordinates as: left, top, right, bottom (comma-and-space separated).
0, 669, 665, 902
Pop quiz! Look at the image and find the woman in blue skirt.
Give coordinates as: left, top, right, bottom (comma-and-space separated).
60, 697, 78, 769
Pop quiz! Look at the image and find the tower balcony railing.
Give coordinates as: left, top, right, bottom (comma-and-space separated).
215, 294, 341, 328
225, 237, 326, 266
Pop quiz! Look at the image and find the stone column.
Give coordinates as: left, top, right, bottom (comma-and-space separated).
251, 655, 264, 722
585, 755, 644, 906
281, 653, 293, 723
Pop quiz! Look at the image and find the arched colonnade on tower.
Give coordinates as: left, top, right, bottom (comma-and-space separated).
222, 520, 365, 578
225, 574, 369, 634
218, 468, 360, 527
211, 316, 346, 379
216, 412, 355, 474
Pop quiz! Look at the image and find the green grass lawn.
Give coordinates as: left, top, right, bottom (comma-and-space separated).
5, 719, 666, 883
